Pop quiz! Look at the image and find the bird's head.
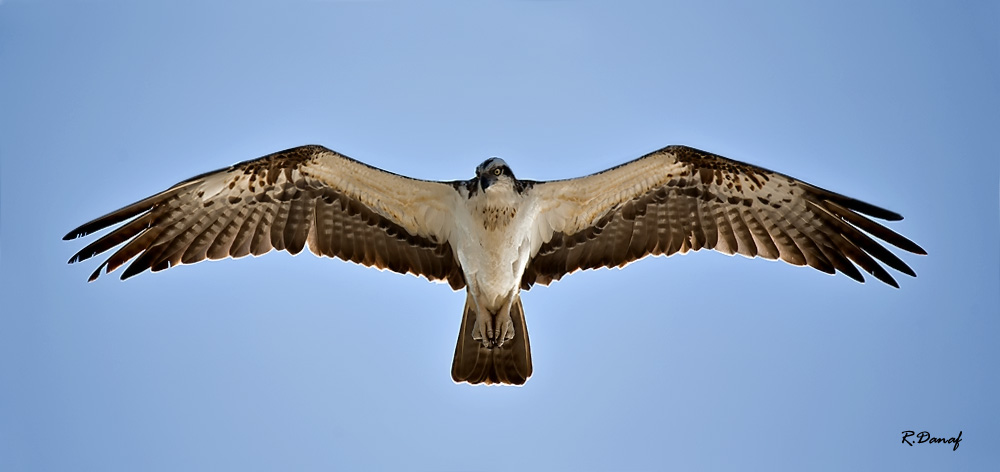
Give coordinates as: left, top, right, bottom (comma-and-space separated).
475, 157, 515, 192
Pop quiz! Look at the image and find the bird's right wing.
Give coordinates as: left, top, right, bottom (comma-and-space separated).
521, 145, 925, 288
65, 145, 468, 289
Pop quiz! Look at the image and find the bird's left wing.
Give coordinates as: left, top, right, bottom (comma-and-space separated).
521, 145, 925, 289
65, 145, 467, 288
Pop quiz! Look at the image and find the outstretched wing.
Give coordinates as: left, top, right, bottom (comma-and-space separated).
65, 145, 467, 289
522, 145, 925, 289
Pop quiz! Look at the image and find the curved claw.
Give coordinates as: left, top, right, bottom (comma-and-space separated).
471, 309, 516, 348
472, 309, 493, 348
496, 316, 514, 347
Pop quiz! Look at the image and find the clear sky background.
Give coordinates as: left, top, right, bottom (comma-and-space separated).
2, 1, 997, 470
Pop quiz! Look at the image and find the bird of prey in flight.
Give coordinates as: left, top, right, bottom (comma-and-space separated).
65, 144, 925, 385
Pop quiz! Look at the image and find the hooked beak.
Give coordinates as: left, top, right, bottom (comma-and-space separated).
479, 175, 493, 191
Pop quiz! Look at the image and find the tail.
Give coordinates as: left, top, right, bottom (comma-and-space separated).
451, 292, 533, 385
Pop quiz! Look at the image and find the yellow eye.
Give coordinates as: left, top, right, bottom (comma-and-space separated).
493, 168, 502, 176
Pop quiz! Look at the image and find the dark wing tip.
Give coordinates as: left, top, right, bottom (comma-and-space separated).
894, 237, 925, 256
848, 199, 904, 221
64, 222, 110, 240
670, 144, 908, 223
120, 257, 150, 280
67, 249, 95, 264
667, 144, 923, 286
884, 275, 901, 289
811, 187, 903, 221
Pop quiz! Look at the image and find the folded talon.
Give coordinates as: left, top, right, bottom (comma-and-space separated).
473, 310, 495, 348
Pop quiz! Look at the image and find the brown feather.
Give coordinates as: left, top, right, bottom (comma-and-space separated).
66, 145, 465, 287
522, 145, 923, 289
205, 206, 250, 260
452, 293, 532, 385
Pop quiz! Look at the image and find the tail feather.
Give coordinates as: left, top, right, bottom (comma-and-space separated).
452, 293, 532, 385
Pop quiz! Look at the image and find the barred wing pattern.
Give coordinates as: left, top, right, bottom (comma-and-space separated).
65, 145, 467, 289
523, 145, 925, 289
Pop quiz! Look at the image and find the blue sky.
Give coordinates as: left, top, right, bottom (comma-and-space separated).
2, 1, 997, 470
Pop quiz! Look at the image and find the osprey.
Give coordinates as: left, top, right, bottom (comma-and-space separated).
65, 144, 925, 385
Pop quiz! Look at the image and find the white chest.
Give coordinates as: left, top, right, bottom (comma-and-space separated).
451, 185, 537, 308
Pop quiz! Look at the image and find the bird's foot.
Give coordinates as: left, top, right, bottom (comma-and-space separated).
471, 310, 515, 348
496, 311, 514, 347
